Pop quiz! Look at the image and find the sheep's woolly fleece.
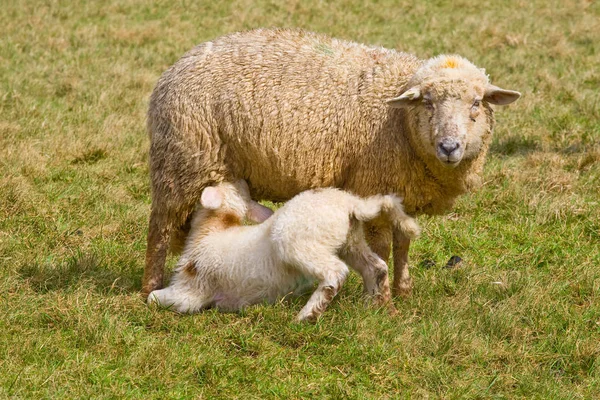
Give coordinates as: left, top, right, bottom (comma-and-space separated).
147, 29, 510, 217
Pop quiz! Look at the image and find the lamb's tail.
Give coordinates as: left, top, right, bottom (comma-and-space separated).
351, 194, 421, 240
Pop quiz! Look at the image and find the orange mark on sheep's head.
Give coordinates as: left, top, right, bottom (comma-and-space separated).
443, 57, 460, 69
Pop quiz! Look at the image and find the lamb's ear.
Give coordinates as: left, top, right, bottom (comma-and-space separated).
200, 187, 223, 210
484, 85, 521, 105
386, 87, 421, 108
235, 179, 251, 195
247, 201, 273, 223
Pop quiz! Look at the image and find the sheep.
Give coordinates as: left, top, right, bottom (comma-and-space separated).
143, 28, 520, 296
147, 180, 421, 322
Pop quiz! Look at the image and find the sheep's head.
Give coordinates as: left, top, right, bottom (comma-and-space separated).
200, 180, 274, 223
387, 55, 520, 167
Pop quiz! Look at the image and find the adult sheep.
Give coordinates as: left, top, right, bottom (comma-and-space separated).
143, 28, 520, 296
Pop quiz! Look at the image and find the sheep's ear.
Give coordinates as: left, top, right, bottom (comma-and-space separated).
247, 201, 273, 223
484, 85, 521, 105
386, 87, 421, 108
200, 187, 223, 210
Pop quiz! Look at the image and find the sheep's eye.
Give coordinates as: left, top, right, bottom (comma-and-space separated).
423, 99, 434, 110
470, 101, 481, 122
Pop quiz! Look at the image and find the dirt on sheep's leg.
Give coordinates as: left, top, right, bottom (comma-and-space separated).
143, 208, 173, 296
392, 231, 412, 297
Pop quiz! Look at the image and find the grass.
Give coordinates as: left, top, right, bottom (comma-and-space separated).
1, 0, 599, 398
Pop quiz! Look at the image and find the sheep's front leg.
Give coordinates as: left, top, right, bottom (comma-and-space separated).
392, 229, 412, 297
143, 208, 173, 295
296, 259, 349, 323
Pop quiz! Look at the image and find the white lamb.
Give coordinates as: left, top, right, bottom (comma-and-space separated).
148, 181, 420, 322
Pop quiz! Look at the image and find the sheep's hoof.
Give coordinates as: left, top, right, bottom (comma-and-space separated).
392, 279, 413, 298
387, 302, 399, 316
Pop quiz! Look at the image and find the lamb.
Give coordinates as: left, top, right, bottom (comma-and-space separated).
143, 28, 520, 296
147, 180, 421, 322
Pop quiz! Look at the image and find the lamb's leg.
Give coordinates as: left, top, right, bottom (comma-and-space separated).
295, 257, 349, 323
143, 207, 174, 295
341, 246, 396, 314
392, 229, 412, 297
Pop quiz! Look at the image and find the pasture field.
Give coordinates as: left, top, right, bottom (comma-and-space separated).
1, 0, 599, 398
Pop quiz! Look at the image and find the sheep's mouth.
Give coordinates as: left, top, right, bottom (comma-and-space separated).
442, 159, 461, 167
436, 154, 462, 166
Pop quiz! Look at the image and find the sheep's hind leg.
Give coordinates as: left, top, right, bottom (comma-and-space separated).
295, 257, 349, 323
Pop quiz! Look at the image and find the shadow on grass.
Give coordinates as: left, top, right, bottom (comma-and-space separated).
18, 251, 141, 294
490, 135, 540, 156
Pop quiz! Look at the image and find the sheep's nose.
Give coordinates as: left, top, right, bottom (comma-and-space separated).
438, 140, 460, 156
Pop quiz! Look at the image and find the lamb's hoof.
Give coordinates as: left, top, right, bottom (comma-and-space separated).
387, 302, 399, 316
296, 311, 319, 324
146, 291, 160, 306
420, 259, 436, 269
146, 289, 175, 309
369, 293, 396, 315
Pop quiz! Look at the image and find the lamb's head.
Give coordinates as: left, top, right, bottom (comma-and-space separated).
200, 180, 274, 223
387, 55, 520, 167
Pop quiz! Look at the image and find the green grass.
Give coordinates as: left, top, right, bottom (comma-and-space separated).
1, 0, 599, 398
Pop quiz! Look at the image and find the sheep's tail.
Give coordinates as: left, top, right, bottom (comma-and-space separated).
351, 195, 421, 240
